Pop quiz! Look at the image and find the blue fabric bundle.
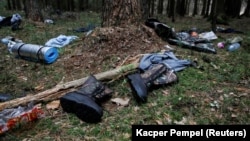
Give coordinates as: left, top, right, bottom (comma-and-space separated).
45, 35, 79, 48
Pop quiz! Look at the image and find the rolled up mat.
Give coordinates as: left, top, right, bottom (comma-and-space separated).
10, 43, 59, 64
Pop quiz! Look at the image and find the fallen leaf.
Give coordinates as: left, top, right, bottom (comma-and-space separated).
18, 76, 28, 81
155, 120, 163, 125
123, 133, 130, 139
174, 117, 187, 125
162, 89, 170, 96
231, 113, 238, 118
163, 113, 172, 123
34, 85, 44, 91
216, 89, 224, 93
133, 106, 140, 112
111, 97, 130, 106
22, 138, 31, 141
46, 100, 60, 110
235, 87, 250, 93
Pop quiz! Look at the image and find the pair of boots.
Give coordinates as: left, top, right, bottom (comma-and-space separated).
60, 64, 177, 123
60, 75, 113, 123
127, 64, 178, 103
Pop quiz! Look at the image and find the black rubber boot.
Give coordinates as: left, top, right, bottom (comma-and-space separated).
127, 64, 167, 102
60, 75, 113, 123
60, 92, 103, 123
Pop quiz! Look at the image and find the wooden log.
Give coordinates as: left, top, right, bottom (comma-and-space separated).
0, 62, 139, 111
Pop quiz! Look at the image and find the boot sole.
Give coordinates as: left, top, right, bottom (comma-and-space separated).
60, 92, 103, 123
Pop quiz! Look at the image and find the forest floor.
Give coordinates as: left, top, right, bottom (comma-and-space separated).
0, 10, 250, 141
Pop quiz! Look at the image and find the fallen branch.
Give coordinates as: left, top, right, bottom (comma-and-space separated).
0, 62, 139, 111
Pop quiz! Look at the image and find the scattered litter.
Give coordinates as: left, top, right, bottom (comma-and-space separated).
0, 16, 5, 22
217, 42, 225, 48
227, 42, 241, 52
164, 45, 175, 50
45, 34, 79, 48
210, 100, 220, 108
0, 103, 45, 134
46, 100, 60, 110
111, 98, 130, 106
199, 31, 218, 40
1, 36, 22, 45
226, 36, 243, 44
44, 19, 54, 24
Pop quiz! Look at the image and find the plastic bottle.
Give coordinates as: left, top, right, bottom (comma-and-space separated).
227, 42, 240, 52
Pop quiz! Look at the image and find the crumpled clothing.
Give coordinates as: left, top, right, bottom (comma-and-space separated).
0, 16, 5, 22
74, 24, 96, 33
139, 51, 192, 72
10, 13, 22, 23
45, 35, 79, 48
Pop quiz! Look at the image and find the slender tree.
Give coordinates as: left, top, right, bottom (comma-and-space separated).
192, 0, 198, 16
243, 0, 250, 17
168, 0, 175, 22
6, 0, 12, 10
176, 0, 187, 17
204, 0, 211, 17
201, 0, 207, 16
211, 0, 217, 32
157, 0, 164, 14
150, 0, 156, 17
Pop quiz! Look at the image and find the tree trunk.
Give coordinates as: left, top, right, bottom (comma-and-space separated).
67, 0, 75, 11
176, 0, 187, 17
157, 0, 164, 14
168, 0, 175, 22
205, 0, 211, 17
150, 0, 156, 17
24, 0, 44, 22
15, 0, 22, 10
243, 0, 250, 17
7, 0, 12, 10
211, 0, 217, 32
102, 0, 142, 27
192, 0, 198, 16
141, 0, 150, 19
225, 0, 242, 18
201, 0, 207, 16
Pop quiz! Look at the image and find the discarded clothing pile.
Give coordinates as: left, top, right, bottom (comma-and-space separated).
0, 13, 22, 31
145, 18, 217, 54
127, 51, 193, 102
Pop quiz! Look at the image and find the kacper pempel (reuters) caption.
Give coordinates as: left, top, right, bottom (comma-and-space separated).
132, 125, 249, 140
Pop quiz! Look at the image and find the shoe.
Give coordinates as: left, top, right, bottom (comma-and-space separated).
60, 92, 103, 123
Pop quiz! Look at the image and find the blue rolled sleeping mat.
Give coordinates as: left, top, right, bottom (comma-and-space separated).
10, 43, 59, 64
